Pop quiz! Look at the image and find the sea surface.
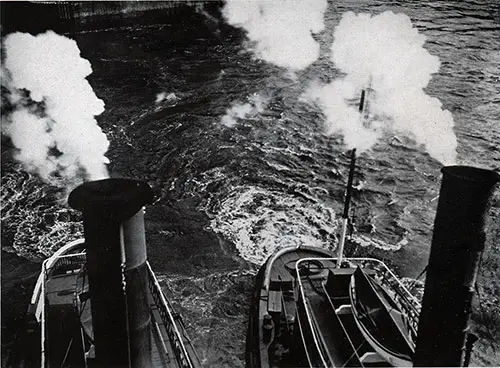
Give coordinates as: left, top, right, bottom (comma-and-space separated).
2, 0, 500, 366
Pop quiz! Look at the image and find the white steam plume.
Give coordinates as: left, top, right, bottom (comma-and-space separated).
303, 11, 457, 165
2, 31, 109, 185
303, 79, 380, 151
221, 93, 268, 127
222, 0, 328, 71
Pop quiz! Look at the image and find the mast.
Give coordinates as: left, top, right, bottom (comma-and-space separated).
336, 148, 356, 267
359, 90, 366, 113
359, 79, 372, 123
337, 87, 366, 267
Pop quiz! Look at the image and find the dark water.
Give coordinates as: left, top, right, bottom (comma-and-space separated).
2, 0, 500, 366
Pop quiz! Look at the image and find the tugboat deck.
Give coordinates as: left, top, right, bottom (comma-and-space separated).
29, 241, 200, 368
301, 266, 391, 367
44, 274, 188, 368
247, 245, 421, 367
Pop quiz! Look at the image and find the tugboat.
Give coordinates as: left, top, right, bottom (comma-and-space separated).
15, 178, 201, 368
246, 152, 500, 367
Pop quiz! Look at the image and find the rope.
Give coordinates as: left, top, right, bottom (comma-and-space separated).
407, 265, 427, 293
415, 265, 428, 281
342, 341, 367, 368
59, 337, 74, 368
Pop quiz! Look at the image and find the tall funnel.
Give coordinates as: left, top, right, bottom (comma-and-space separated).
69, 178, 154, 368
414, 166, 500, 367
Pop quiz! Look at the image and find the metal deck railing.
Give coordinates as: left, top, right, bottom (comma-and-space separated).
146, 261, 200, 368
349, 258, 421, 340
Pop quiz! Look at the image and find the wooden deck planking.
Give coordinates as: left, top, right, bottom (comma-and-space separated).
269, 251, 299, 285
267, 290, 282, 313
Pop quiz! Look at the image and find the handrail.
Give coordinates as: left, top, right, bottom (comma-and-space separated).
40, 258, 49, 368
346, 258, 421, 309
264, 245, 333, 292
347, 258, 420, 338
296, 308, 314, 367
295, 257, 421, 307
31, 239, 85, 317
146, 261, 199, 368
49, 253, 86, 274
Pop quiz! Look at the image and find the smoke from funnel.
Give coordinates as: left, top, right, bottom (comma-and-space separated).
2, 31, 110, 186
303, 11, 458, 165
303, 79, 380, 151
222, 0, 328, 71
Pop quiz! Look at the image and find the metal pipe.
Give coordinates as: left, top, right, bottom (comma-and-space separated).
414, 166, 499, 367
68, 178, 153, 368
121, 210, 152, 368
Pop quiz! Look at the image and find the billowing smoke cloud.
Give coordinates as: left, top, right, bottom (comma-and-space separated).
221, 93, 268, 127
303, 11, 457, 165
222, 0, 328, 71
2, 31, 109, 186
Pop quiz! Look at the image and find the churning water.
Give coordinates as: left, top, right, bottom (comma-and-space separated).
2, 0, 499, 366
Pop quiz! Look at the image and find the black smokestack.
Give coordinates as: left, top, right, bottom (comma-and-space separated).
414, 166, 500, 367
68, 178, 154, 368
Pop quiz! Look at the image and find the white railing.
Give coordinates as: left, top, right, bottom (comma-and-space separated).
40, 258, 48, 368
348, 258, 421, 339
32, 239, 85, 321
46, 253, 86, 276
347, 258, 421, 307
263, 245, 333, 292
